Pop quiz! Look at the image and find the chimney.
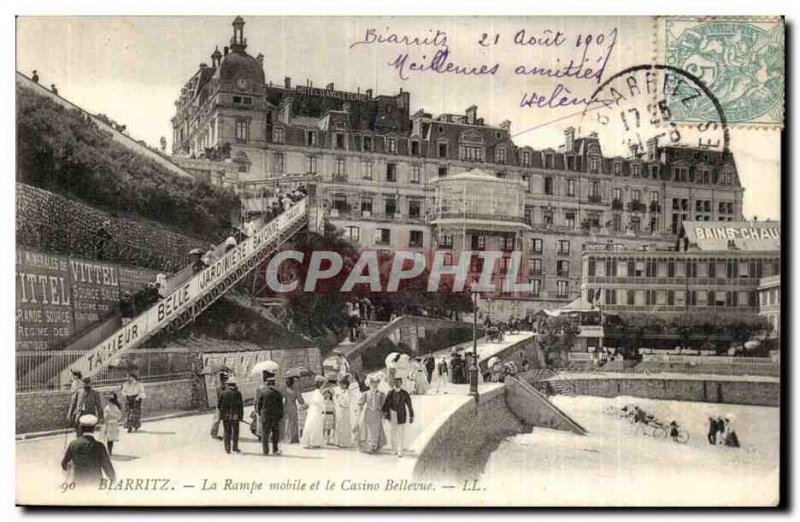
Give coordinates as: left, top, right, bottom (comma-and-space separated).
326, 82, 334, 91
256, 53, 264, 67
399, 87, 403, 94
365, 88, 373, 98
564, 127, 575, 152
211, 47, 222, 68
284, 76, 292, 89
646, 136, 659, 161
199, 63, 207, 69
223, 46, 229, 56
465, 105, 477, 125
281, 98, 293, 125
500, 120, 511, 131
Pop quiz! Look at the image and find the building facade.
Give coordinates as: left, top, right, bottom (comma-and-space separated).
757, 275, 781, 337
171, 17, 746, 314
580, 221, 781, 316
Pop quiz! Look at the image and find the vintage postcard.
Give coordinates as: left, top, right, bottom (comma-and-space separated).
14, 15, 783, 507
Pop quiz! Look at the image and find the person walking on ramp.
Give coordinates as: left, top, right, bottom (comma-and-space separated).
218, 377, 244, 454
255, 372, 284, 456
382, 377, 414, 457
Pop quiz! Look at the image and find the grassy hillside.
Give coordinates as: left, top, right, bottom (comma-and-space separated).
16, 84, 239, 241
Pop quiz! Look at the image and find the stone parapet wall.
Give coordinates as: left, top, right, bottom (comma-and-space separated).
524, 375, 780, 407
16, 377, 200, 434
412, 385, 525, 481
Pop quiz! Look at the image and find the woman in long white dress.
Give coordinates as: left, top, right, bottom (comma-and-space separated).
407, 359, 428, 395
334, 378, 352, 448
300, 376, 326, 449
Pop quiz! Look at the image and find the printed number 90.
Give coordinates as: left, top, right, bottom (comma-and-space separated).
60, 481, 76, 493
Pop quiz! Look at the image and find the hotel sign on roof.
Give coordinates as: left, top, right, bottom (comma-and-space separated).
680, 221, 781, 252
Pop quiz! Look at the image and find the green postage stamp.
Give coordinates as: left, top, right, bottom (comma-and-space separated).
662, 17, 785, 126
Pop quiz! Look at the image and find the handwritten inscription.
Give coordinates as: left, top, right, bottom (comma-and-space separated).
390, 49, 500, 81
349, 25, 619, 109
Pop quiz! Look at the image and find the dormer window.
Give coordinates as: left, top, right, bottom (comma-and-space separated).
495, 147, 506, 164
673, 166, 688, 182
721, 169, 734, 185
335, 133, 346, 149
272, 126, 284, 143
460, 144, 484, 162
387, 137, 397, 154
521, 150, 531, 167
589, 156, 600, 173
613, 162, 621, 176
544, 153, 554, 169
649, 164, 659, 179
438, 142, 449, 158
632, 163, 641, 177
363, 136, 373, 152
411, 140, 420, 156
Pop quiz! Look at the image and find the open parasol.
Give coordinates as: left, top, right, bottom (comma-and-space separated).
285, 366, 314, 379
250, 360, 280, 376
384, 352, 410, 369
199, 362, 233, 375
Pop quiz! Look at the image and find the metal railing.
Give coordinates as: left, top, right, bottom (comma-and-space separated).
16, 349, 196, 393
640, 354, 776, 366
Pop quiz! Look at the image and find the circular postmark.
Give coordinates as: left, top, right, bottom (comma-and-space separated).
665, 20, 784, 123
580, 64, 729, 156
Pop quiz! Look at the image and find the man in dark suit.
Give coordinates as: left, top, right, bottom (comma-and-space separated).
424, 355, 435, 384
255, 372, 284, 456
67, 377, 104, 436
61, 414, 116, 487
217, 377, 244, 454
382, 378, 414, 457
210, 372, 228, 440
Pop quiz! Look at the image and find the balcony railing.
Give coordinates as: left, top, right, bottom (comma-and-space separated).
434, 212, 528, 224
628, 200, 647, 213
611, 198, 624, 211
587, 194, 603, 204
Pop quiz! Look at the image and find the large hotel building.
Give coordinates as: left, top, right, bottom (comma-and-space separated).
170, 17, 746, 316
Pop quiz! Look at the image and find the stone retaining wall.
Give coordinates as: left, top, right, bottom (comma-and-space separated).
17, 183, 206, 273
529, 376, 780, 407
16, 377, 201, 434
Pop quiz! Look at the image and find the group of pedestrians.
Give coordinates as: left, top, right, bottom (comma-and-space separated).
212, 368, 417, 459
707, 414, 740, 448
61, 372, 148, 486
190, 185, 307, 276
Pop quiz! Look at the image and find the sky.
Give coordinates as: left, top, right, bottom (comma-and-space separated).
15, 16, 781, 220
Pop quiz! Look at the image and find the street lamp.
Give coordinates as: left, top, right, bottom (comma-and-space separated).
469, 282, 480, 397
